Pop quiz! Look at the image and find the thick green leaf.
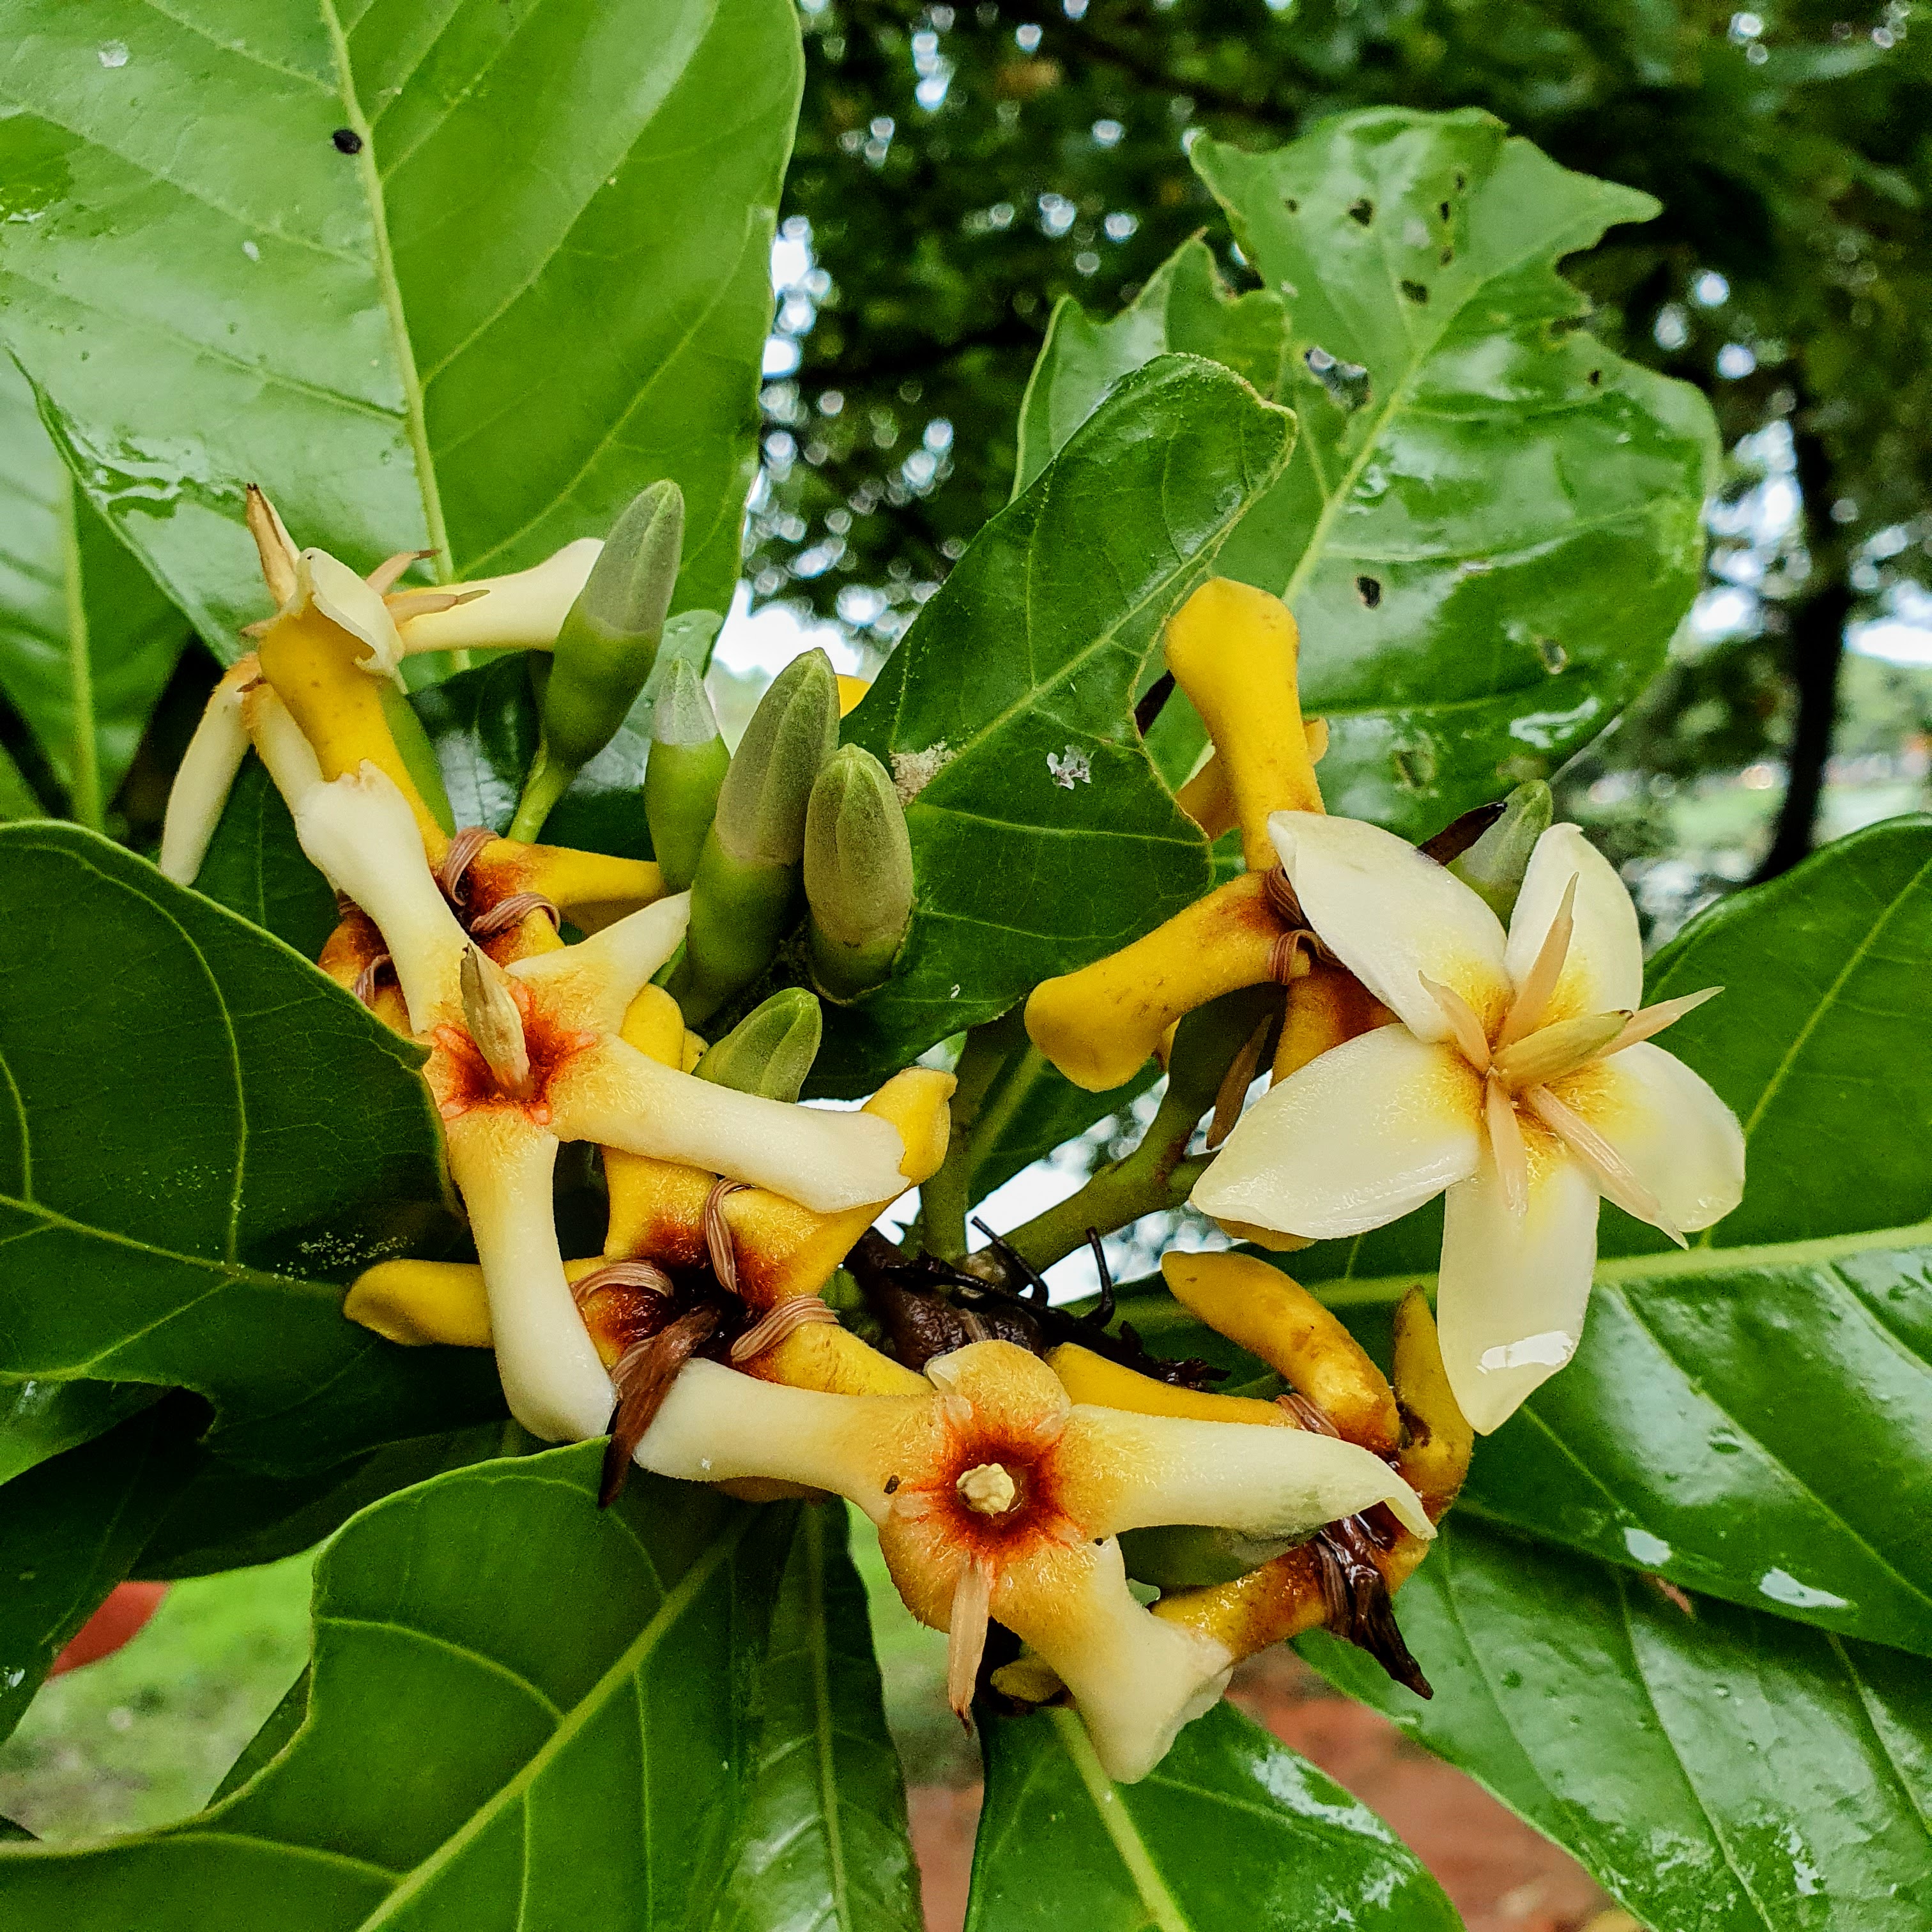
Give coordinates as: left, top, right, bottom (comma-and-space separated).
211, 1669, 312, 1805
0, 741, 42, 820
0, 1446, 793, 1928
824, 356, 1294, 1094
717, 1503, 923, 1932
0, 1377, 162, 1486
194, 760, 342, 956
1013, 238, 1287, 497
0, 358, 185, 822
1182, 111, 1717, 836
0, 0, 799, 650
965, 1698, 1462, 1931
0, 824, 500, 1471
0, 1400, 204, 1747
1303, 1518, 1932, 1932
136, 1423, 529, 1581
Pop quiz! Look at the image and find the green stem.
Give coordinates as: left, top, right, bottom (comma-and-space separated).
57, 469, 101, 831
919, 1011, 1028, 1259
507, 742, 575, 843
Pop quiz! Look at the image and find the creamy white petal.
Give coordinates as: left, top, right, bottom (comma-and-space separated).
243, 684, 326, 815
1073, 1407, 1432, 1540
553, 1038, 909, 1212
1029, 1541, 1234, 1784
1576, 1041, 1745, 1235
1438, 1149, 1599, 1434
394, 540, 602, 653
637, 1357, 903, 1501
1268, 810, 1510, 1040
297, 548, 406, 685
448, 1116, 613, 1443
508, 892, 690, 1031
1505, 823, 1641, 1019
293, 763, 468, 1027
158, 671, 250, 884
1192, 1025, 1482, 1240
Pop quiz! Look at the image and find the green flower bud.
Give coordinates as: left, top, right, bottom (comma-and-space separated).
509, 482, 684, 840
803, 744, 914, 1000
1119, 1524, 1294, 1591
645, 658, 728, 893
691, 987, 824, 1102
713, 648, 839, 866
1448, 780, 1554, 921
670, 650, 839, 1022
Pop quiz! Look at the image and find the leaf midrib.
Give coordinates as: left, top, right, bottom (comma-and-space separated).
1047, 1707, 1193, 1932
353, 1505, 754, 1928
317, 0, 451, 579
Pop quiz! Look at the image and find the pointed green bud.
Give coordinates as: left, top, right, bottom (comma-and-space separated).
713, 648, 839, 867
509, 481, 684, 839
691, 987, 823, 1102
646, 659, 728, 892
803, 745, 914, 1000
1448, 780, 1554, 921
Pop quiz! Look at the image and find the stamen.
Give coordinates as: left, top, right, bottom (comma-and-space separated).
1417, 973, 1491, 1070
1276, 1389, 1340, 1436
1495, 873, 1577, 1049
1206, 1012, 1276, 1149
459, 944, 535, 1100
468, 891, 562, 938
599, 1307, 719, 1508
351, 952, 394, 1009
1521, 1084, 1685, 1246
946, 1556, 994, 1721
956, 1462, 1019, 1516
705, 1180, 751, 1296
384, 586, 487, 623
438, 825, 495, 907
1489, 1009, 1628, 1092
1266, 928, 1310, 986
1484, 1077, 1529, 1218
570, 1259, 674, 1307
365, 549, 436, 595
1262, 864, 1304, 927
730, 1294, 839, 1364
244, 484, 298, 604
1604, 986, 1722, 1055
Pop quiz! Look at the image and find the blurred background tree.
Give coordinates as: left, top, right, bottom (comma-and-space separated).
751, 0, 1932, 929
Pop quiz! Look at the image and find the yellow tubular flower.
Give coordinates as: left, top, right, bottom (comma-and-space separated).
1163, 578, 1324, 868
1151, 1290, 1471, 1664
1046, 1344, 1290, 1426
1025, 871, 1283, 1092
836, 675, 871, 717
1160, 1250, 1399, 1454
346, 1261, 494, 1349
636, 1339, 1429, 1781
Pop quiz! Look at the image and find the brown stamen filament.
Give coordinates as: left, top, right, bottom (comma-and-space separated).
438, 825, 494, 906
468, 891, 562, 939
351, 951, 393, 1010
729, 1295, 839, 1364
704, 1179, 751, 1296
599, 1307, 719, 1508
570, 1259, 674, 1307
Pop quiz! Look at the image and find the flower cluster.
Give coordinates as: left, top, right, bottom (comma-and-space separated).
160, 514, 1740, 1783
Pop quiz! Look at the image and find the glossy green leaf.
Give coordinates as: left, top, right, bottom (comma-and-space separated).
1179, 111, 1717, 837
1303, 1518, 1932, 1932
0, 1446, 793, 1928
0, 824, 500, 1471
0, 1377, 162, 1487
0, 1399, 204, 1747
717, 1503, 923, 1932
0, 0, 799, 651
967, 1046, 1158, 1206
0, 358, 186, 824
1013, 238, 1287, 496
823, 355, 1294, 1094
965, 1699, 1462, 1931
194, 760, 342, 956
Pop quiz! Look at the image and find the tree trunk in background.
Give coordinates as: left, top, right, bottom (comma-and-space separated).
1755, 427, 1850, 882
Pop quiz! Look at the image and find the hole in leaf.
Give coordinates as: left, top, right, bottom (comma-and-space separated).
1347, 197, 1374, 226
1356, 575, 1383, 608
1588, 368, 1603, 386
1400, 279, 1429, 304
1535, 636, 1569, 673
